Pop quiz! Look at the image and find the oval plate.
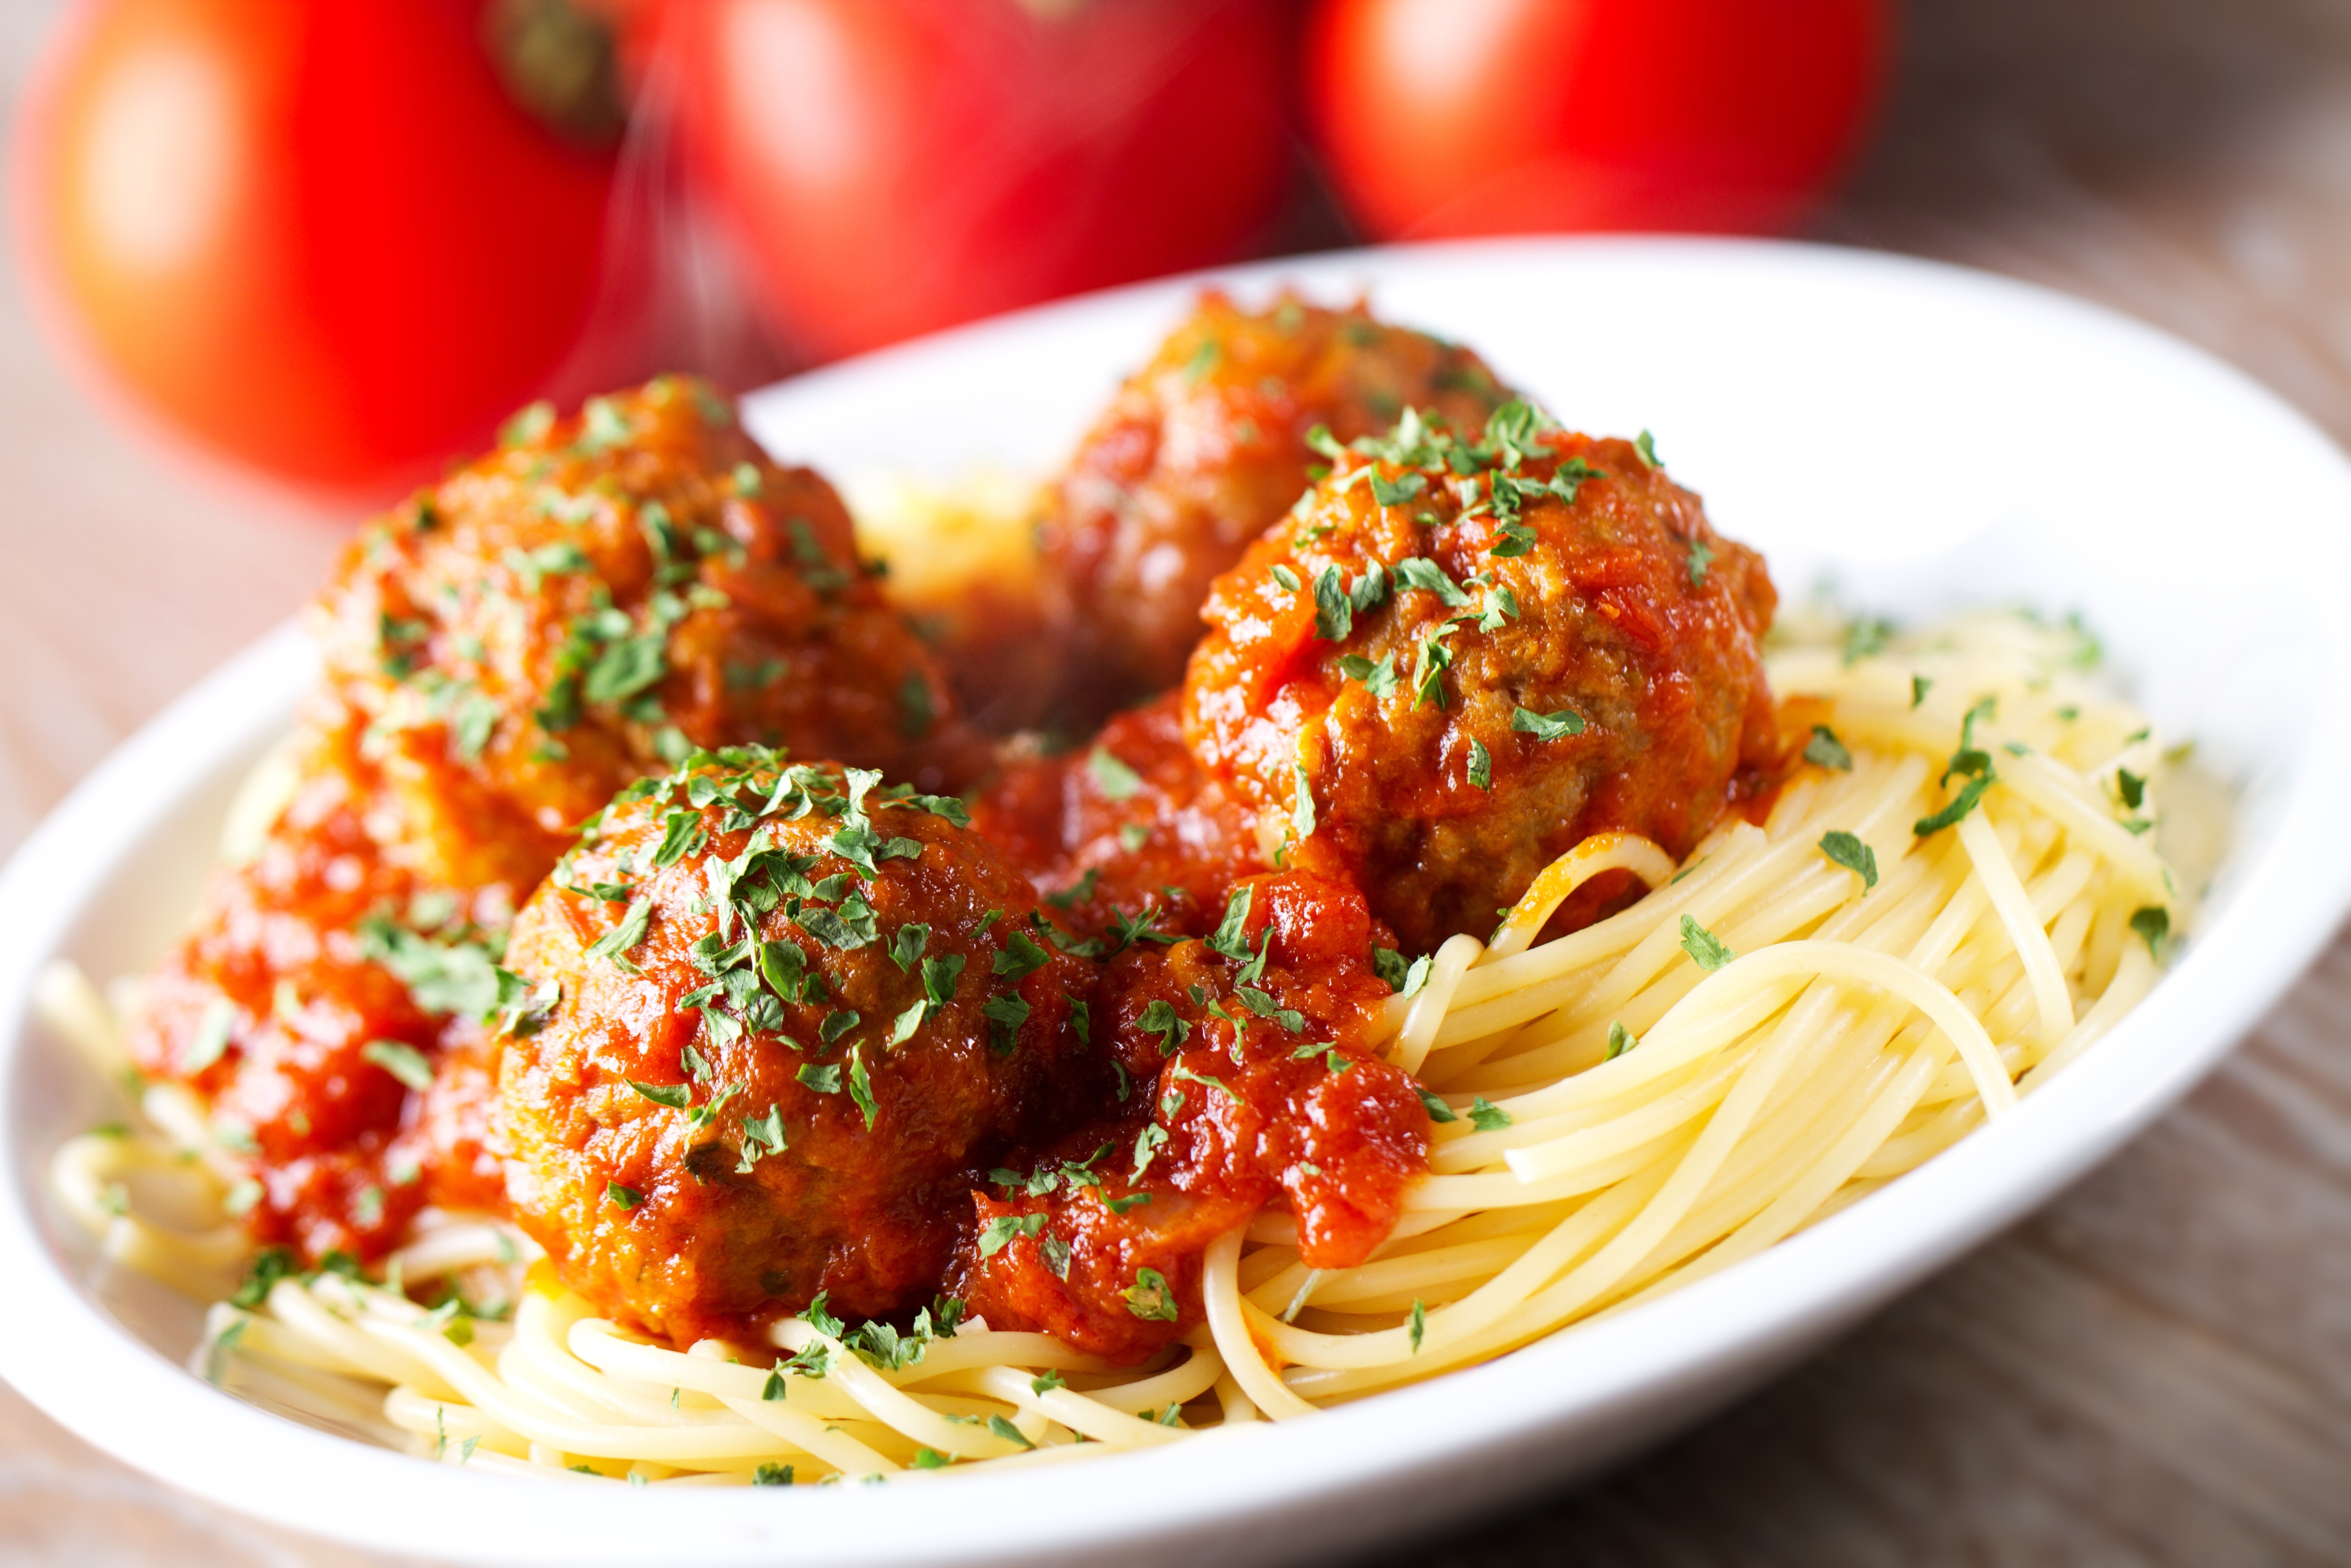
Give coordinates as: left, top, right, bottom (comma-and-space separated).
3, 237, 2349, 1566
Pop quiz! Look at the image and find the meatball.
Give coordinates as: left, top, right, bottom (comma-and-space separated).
310, 375, 981, 900
954, 871, 1428, 1363
127, 706, 504, 1258
957, 292, 1516, 733
495, 750, 1096, 1347
1184, 405, 1778, 951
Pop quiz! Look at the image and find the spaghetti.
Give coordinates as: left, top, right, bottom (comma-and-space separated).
44, 608, 2206, 1484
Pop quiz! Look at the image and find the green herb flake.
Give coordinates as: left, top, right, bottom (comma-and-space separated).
1914, 772, 1995, 837
606, 1181, 644, 1210
1467, 1098, 1512, 1132
1417, 1087, 1458, 1124
1512, 705, 1585, 742
1087, 746, 1144, 801
1270, 563, 1301, 592
627, 1079, 692, 1111
1818, 830, 1879, 890
1123, 1267, 1180, 1323
2129, 905, 2171, 958
181, 997, 235, 1076
1312, 565, 1355, 642
584, 899, 654, 965
1467, 738, 1492, 791
992, 930, 1050, 982
1409, 1299, 1427, 1353
1803, 724, 1853, 771
1912, 674, 1934, 709
1606, 1021, 1638, 1060
361, 1040, 434, 1092
1686, 539, 1715, 587
1678, 915, 1734, 972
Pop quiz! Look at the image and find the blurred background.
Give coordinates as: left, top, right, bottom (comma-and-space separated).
3, 0, 2350, 1562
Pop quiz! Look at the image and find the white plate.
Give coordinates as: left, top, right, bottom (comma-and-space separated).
3, 237, 2348, 1567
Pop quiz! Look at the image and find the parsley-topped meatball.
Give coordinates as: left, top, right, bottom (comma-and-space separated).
311, 375, 979, 898
1183, 406, 1778, 951
494, 751, 1096, 1347
1017, 292, 1515, 730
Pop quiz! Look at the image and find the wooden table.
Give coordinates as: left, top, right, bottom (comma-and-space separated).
5, 1, 2350, 1562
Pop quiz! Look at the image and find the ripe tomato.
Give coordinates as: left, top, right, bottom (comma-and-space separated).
1305, 0, 1891, 239
12, 0, 628, 495
664, 0, 1292, 364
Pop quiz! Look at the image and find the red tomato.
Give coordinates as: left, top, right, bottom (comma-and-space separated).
12, 0, 627, 495
665, 0, 1293, 363
1305, 0, 1891, 239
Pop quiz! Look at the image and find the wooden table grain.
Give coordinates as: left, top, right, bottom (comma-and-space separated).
5, 1, 2350, 1563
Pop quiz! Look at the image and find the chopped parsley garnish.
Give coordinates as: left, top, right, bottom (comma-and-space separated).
1818, 830, 1879, 890
1686, 539, 1714, 587
1392, 556, 1468, 606
1467, 738, 1492, 791
1914, 773, 1994, 837
1511, 706, 1585, 741
605, 1182, 643, 1210
1338, 650, 1400, 700
2117, 768, 2147, 811
1842, 617, 1893, 665
2129, 905, 2170, 958
1087, 746, 1144, 801
737, 1105, 787, 1173
1270, 563, 1301, 592
754, 1463, 795, 1486
1312, 565, 1355, 642
584, 899, 652, 965
1370, 471, 1427, 508
1207, 886, 1255, 961
360, 1040, 433, 1092
1803, 724, 1852, 771
1234, 986, 1305, 1033
1137, 999, 1189, 1055
1489, 519, 1538, 558
1606, 1022, 1638, 1060
627, 1079, 692, 1110
1409, 1299, 1427, 1353
1417, 1087, 1458, 1124
1123, 1267, 1179, 1322
982, 994, 1031, 1056
1912, 674, 1933, 709
847, 1048, 878, 1127
1634, 430, 1661, 467
978, 1211, 1047, 1258
652, 810, 706, 868
796, 1063, 841, 1095
992, 930, 1050, 981
1678, 915, 1734, 972
1374, 947, 1433, 997
1467, 1098, 1512, 1132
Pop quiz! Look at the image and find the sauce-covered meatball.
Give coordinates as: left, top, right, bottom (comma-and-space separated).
981, 292, 1514, 732
311, 375, 980, 898
1184, 406, 1778, 951
955, 871, 1428, 1362
495, 751, 1095, 1347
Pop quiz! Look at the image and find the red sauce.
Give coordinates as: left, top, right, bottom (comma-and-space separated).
952, 871, 1427, 1362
